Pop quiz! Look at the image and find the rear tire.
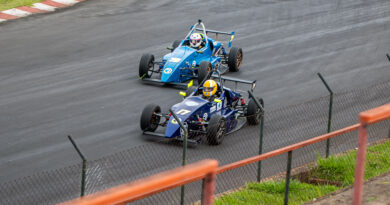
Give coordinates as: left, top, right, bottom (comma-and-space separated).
246, 98, 264, 125
172, 40, 181, 51
206, 115, 226, 145
140, 104, 161, 132
198, 61, 212, 84
139, 53, 154, 79
228, 47, 243, 72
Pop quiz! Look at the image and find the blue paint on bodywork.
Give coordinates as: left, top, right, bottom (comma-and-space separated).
164, 88, 240, 139
158, 37, 225, 83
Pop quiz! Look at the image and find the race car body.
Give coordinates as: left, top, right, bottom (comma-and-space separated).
140, 71, 263, 145
138, 19, 243, 87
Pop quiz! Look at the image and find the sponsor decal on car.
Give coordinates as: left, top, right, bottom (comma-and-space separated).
163, 68, 173, 74
184, 101, 199, 106
171, 118, 182, 124
203, 113, 208, 120
170, 57, 181, 63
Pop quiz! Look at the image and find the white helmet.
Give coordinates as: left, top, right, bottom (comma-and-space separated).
190, 33, 202, 48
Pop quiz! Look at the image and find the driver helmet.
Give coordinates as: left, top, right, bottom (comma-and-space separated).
190, 33, 203, 48
203, 79, 218, 97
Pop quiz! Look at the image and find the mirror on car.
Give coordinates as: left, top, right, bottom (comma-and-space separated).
167, 46, 173, 51
179, 92, 186, 97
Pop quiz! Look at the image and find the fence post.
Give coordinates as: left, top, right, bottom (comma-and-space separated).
353, 123, 368, 205
248, 91, 265, 182
201, 171, 217, 205
317, 73, 333, 158
169, 109, 188, 205
388, 125, 390, 138
67, 135, 87, 197
284, 151, 293, 205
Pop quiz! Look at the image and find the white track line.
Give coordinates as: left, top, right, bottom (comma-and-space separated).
2, 9, 31, 17
32, 3, 57, 12
51, 0, 79, 5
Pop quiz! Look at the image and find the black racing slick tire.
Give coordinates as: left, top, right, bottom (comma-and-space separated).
140, 104, 161, 132
185, 86, 197, 98
246, 98, 264, 125
172, 40, 181, 51
228, 47, 243, 72
139, 53, 154, 79
198, 61, 212, 84
206, 115, 226, 145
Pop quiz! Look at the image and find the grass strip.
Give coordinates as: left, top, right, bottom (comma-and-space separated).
215, 139, 390, 204
311, 140, 390, 186
0, 0, 43, 11
215, 180, 338, 205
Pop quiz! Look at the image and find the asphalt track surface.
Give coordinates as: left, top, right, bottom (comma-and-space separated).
0, 0, 390, 193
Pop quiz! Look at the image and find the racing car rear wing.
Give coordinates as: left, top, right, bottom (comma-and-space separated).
195, 28, 233, 35
206, 70, 256, 92
195, 28, 235, 48
214, 75, 256, 92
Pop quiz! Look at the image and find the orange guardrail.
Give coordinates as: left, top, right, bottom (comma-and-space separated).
217, 123, 360, 174
60, 159, 218, 205
353, 103, 390, 205
359, 103, 390, 125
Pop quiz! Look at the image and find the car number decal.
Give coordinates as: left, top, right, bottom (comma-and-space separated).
216, 101, 222, 111
176, 109, 191, 115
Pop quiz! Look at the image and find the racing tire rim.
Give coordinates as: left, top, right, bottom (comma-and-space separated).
147, 61, 154, 78
150, 111, 160, 130
236, 51, 242, 68
216, 120, 226, 141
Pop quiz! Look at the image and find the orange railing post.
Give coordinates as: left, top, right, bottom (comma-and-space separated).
60, 159, 218, 205
202, 172, 217, 205
353, 103, 390, 205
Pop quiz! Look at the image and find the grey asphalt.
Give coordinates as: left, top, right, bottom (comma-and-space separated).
0, 0, 389, 191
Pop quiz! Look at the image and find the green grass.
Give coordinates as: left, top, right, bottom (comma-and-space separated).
0, 0, 43, 11
311, 140, 390, 186
215, 180, 338, 205
215, 140, 390, 204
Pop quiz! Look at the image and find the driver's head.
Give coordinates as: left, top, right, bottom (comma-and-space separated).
190, 33, 202, 48
203, 80, 218, 97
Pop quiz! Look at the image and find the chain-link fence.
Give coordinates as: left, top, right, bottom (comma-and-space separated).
0, 80, 389, 205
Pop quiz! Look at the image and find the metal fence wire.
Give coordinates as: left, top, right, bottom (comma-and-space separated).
0, 80, 389, 205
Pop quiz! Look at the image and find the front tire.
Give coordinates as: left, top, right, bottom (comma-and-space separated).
228, 47, 243, 72
139, 53, 155, 79
198, 61, 212, 84
140, 104, 161, 132
206, 115, 226, 145
246, 98, 264, 125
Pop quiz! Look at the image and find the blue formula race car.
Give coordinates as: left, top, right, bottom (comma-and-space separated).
139, 19, 243, 87
140, 71, 263, 145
